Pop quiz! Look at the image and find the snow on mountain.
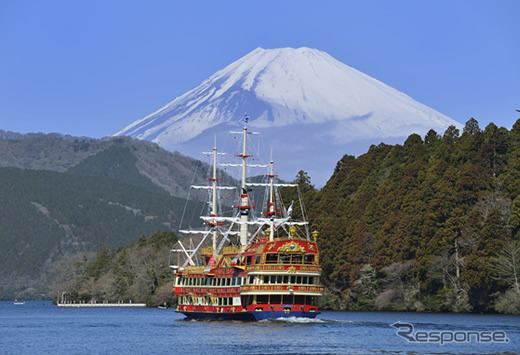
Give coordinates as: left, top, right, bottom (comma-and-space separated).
115, 47, 461, 186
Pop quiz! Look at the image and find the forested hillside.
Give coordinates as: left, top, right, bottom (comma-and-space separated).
305, 118, 520, 314
0, 131, 235, 199
51, 231, 178, 307
0, 167, 202, 299
0, 131, 236, 300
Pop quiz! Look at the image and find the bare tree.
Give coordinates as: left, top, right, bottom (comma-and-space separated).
376, 261, 418, 310
492, 238, 520, 295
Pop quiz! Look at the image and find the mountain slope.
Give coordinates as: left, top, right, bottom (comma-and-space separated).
0, 131, 235, 299
0, 131, 235, 199
0, 167, 203, 299
114, 47, 461, 185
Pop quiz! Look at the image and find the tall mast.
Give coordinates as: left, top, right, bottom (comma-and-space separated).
211, 138, 218, 256
268, 153, 275, 242
239, 126, 249, 249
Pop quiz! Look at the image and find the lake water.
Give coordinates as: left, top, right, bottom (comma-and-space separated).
1, 301, 519, 354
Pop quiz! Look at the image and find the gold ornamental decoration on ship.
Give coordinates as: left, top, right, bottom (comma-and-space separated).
277, 242, 306, 253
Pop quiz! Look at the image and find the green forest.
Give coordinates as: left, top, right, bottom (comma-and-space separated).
52, 231, 178, 307
300, 118, 520, 314
0, 147, 203, 299
27, 118, 520, 314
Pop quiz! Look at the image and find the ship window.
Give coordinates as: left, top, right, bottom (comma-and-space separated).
279, 254, 290, 264
302, 276, 308, 284
232, 278, 236, 286
295, 295, 304, 304
227, 278, 231, 286
283, 276, 288, 284
255, 255, 261, 264
237, 277, 242, 286
270, 295, 281, 304
304, 254, 314, 264
263, 275, 269, 284
266, 253, 278, 264
246, 256, 253, 265
276, 275, 282, 284
308, 276, 313, 284
307, 296, 317, 305
207, 278, 211, 286
289, 276, 295, 284
282, 295, 293, 304
296, 276, 302, 284
248, 276, 254, 284
257, 295, 268, 304
291, 254, 302, 264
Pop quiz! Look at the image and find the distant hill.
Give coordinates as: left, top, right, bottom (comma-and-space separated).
0, 130, 235, 199
0, 166, 203, 299
0, 131, 237, 299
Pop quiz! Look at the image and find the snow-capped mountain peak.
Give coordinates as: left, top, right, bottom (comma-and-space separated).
115, 47, 461, 185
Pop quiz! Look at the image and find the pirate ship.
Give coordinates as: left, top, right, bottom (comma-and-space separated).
170, 125, 323, 321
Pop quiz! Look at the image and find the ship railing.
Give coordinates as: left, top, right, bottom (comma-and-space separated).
240, 285, 324, 293
201, 246, 214, 256
182, 266, 206, 274
222, 245, 241, 254
247, 264, 321, 273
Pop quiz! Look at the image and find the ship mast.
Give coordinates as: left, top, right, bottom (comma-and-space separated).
239, 126, 249, 249
210, 138, 218, 257
267, 154, 276, 242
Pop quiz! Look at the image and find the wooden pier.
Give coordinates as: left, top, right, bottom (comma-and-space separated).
57, 302, 146, 308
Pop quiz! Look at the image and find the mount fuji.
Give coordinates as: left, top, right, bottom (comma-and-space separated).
115, 47, 461, 186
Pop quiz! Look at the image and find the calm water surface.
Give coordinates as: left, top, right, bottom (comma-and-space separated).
0, 301, 519, 354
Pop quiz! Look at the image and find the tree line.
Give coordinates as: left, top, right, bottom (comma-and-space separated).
296, 117, 520, 314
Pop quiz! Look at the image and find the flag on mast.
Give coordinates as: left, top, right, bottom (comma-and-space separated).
244, 113, 249, 123
287, 201, 294, 216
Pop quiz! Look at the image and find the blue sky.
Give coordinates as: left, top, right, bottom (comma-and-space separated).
0, 0, 518, 138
